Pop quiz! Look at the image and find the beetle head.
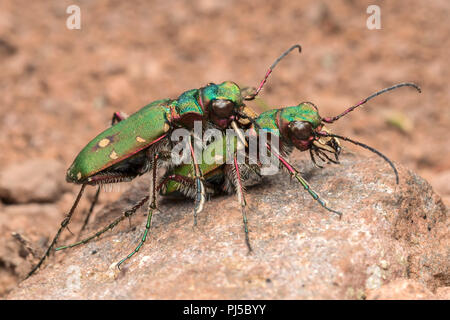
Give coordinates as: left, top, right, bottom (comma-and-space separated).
276, 103, 341, 158
201, 81, 244, 129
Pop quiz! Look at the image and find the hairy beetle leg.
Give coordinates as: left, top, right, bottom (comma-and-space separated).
78, 186, 100, 238
117, 201, 155, 270
116, 152, 159, 270
188, 135, 206, 227
26, 184, 87, 279
267, 144, 342, 218
55, 195, 149, 251
233, 156, 252, 253
112, 111, 129, 124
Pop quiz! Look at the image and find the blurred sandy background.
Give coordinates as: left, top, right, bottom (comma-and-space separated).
0, 0, 448, 296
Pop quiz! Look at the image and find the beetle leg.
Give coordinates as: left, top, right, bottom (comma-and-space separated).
160, 167, 252, 250
26, 184, 87, 279
55, 195, 149, 251
112, 111, 129, 124
188, 135, 206, 227
266, 144, 342, 218
116, 152, 160, 269
232, 156, 252, 253
158, 174, 197, 192
78, 186, 100, 238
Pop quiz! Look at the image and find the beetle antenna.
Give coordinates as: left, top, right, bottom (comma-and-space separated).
317, 132, 399, 184
322, 82, 421, 123
244, 44, 302, 101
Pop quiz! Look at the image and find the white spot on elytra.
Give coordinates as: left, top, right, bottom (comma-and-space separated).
98, 138, 110, 148
109, 150, 118, 160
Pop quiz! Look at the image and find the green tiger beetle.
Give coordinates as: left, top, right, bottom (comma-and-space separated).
156, 82, 421, 253
26, 45, 302, 278
49, 82, 420, 272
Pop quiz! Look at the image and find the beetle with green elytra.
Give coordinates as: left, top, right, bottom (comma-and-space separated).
155, 82, 421, 252
53, 82, 421, 268
26, 45, 303, 278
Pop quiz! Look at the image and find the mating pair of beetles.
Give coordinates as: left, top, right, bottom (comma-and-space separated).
27, 45, 420, 278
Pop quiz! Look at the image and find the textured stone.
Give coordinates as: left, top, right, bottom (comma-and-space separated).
366, 279, 449, 300
0, 203, 60, 296
0, 159, 67, 204
6, 154, 448, 299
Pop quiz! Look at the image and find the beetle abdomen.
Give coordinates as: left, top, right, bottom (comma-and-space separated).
67, 99, 172, 183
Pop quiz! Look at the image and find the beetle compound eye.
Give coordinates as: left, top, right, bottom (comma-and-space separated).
289, 121, 313, 140
211, 99, 234, 118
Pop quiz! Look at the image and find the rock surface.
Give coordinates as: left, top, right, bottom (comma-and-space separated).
0, 159, 67, 204
6, 154, 449, 299
0, 203, 61, 296
366, 278, 448, 300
